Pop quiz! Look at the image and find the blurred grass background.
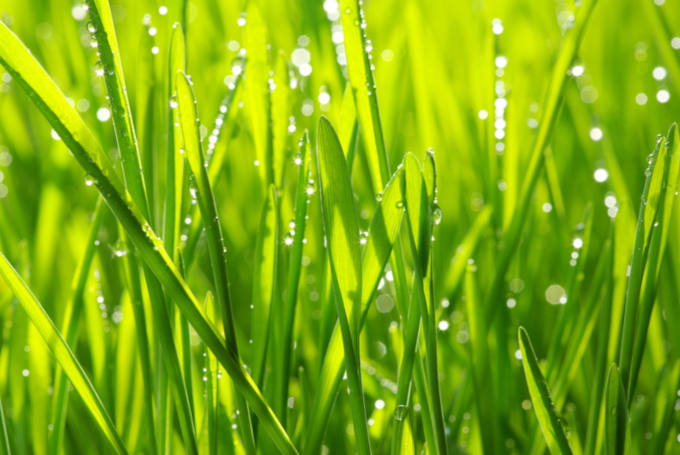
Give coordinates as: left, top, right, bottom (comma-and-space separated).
0, 0, 679, 453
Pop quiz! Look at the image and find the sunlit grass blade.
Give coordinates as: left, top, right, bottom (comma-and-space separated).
164, 22, 186, 261
339, 0, 390, 191
175, 70, 257, 453
518, 327, 572, 455
0, 22, 296, 455
244, 4, 273, 184
85, 0, 149, 214
0, 252, 127, 454
628, 124, 680, 397
250, 184, 279, 387
275, 133, 311, 423
315, 116, 370, 454
303, 161, 405, 454
401, 153, 447, 455
618, 130, 671, 397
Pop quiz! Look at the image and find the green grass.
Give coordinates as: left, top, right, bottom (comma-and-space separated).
0, 0, 679, 453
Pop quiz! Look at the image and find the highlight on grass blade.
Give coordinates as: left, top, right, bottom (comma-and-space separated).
518, 327, 572, 455
315, 116, 371, 455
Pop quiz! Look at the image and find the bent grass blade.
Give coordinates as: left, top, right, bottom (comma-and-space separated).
0, 21, 297, 455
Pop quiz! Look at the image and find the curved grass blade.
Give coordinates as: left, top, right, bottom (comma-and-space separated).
0, 253, 127, 455
84, 4, 198, 452
518, 327, 572, 455
0, 22, 296, 455
175, 70, 257, 454
315, 116, 370, 455
303, 161, 405, 454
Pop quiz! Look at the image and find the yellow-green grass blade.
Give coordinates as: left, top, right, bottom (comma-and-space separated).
303, 161, 405, 454
272, 52, 289, 187
617, 131, 669, 395
401, 153, 447, 455
0, 21, 296, 455
628, 125, 680, 398
276, 133, 311, 424
339, 0, 390, 191
315, 116, 370, 454
0, 252, 127, 455
316, 116, 362, 332
250, 185, 279, 387
244, 4, 273, 185
164, 22, 186, 261
175, 70, 257, 454
85, 0, 149, 216
518, 327, 572, 455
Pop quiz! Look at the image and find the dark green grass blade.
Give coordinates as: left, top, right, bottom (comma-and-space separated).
605, 364, 628, 455
0, 253, 127, 455
518, 327, 572, 455
0, 22, 296, 455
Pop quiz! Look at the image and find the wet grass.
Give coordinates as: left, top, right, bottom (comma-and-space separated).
0, 0, 679, 453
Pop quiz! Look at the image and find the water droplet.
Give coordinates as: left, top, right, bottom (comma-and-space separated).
432, 204, 442, 225
394, 405, 408, 421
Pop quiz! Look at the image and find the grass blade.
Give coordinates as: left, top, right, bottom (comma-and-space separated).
315, 116, 370, 454
518, 326, 572, 455
276, 133, 311, 423
604, 364, 627, 455
0, 253, 127, 454
303, 160, 405, 454
176, 70, 257, 453
0, 397, 10, 455
339, 0, 390, 190
0, 21, 296, 455
85, 0, 149, 214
